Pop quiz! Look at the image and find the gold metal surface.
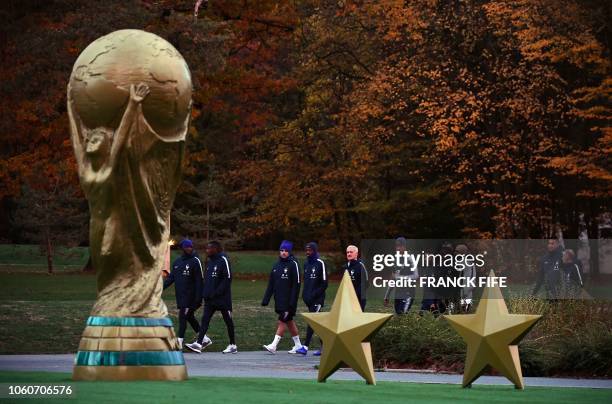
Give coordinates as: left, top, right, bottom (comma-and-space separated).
81, 326, 175, 339
78, 337, 174, 351
73, 365, 187, 381
302, 271, 392, 385
68, 29, 192, 381
69, 29, 192, 140
444, 270, 542, 389
67, 28, 191, 318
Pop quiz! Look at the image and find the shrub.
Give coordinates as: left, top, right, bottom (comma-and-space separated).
373, 312, 464, 370
372, 298, 612, 377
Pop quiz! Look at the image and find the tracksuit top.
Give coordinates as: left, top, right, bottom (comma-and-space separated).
533, 247, 563, 298
384, 254, 419, 300
302, 256, 328, 306
262, 256, 301, 313
562, 261, 584, 288
163, 252, 204, 309
202, 252, 233, 310
344, 259, 368, 302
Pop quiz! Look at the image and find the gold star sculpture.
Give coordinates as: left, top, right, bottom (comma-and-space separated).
302, 271, 392, 385
444, 270, 542, 389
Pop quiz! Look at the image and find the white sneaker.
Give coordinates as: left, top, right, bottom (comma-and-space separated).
191, 336, 212, 345
223, 344, 238, 354
201, 338, 213, 350
263, 344, 276, 354
288, 345, 301, 354
185, 342, 202, 353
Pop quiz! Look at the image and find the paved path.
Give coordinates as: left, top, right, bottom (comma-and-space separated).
1, 352, 611, 389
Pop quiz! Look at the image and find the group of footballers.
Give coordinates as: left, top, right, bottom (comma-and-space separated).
163, 238, 368, 356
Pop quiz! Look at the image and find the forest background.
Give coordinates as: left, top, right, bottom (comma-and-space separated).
0, 0, 610, 264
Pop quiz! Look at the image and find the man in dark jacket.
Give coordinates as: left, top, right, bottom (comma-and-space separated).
384, 237, 418, 314
262, 240, 302, 354
533, 239, 563, 299
296, 242, 327, 356
163, 239, 209, 349
186, 241, 236, 354
344, 244, 368, 310
419, 242, 452, 316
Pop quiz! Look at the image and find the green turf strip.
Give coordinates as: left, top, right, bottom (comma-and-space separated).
0, 245, 288, 274
0, 372, 610, 404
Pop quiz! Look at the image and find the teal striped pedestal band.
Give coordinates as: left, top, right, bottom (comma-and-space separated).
86, 316, 173, 327
75, 351, 185, 366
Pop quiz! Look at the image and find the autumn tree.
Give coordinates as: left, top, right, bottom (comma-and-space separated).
11, 178, 88, 273
0, 0, 158, 240
0, 0, 296, 246
343, 0, 609, 238
173, 166, 245, 247
1, 0, 609, 251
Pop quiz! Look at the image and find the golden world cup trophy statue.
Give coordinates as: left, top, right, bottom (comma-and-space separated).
68, 29, 192, 381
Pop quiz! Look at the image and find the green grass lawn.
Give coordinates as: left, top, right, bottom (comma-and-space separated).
0, 244, 344, 355
0, 270, 360, 354
0, 244, 338, 274
0, 371, 610, 404
0, 245, 90, 269
0, 245, 346, 354
0, 244, 281, 273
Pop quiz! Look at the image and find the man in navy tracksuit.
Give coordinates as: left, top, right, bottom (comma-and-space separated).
344, 244, 368, 310
420, 242, 452, 315
533, 239, 563, 300
163, 239, 209, 349
296, 242, 327, 356
262, 240, 303, 354
384, 237, 418, 314
186, 241, 237, 354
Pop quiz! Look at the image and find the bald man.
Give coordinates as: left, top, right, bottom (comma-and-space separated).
344, 245, 368, 310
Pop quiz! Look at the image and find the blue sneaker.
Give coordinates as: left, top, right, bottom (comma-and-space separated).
296, 346, 308, 355
313, 349, 321, 356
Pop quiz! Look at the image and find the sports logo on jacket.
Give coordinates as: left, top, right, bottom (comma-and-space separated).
183, 264, 191, 276
281, 267, 289, 279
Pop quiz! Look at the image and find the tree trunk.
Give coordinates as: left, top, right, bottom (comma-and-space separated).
82, 254, 94, 272
206, 170, 212, 241
45, 228, 53, 274
587, 206, 600, 276
206, 198, 210, 242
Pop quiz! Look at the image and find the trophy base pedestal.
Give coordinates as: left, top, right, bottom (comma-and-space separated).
72, 316, 187, 381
